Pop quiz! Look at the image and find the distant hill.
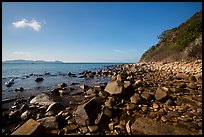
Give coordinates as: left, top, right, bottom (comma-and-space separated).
140, 11, 202, 62
3, 60, 64, 64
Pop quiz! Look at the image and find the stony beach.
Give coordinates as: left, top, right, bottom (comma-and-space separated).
2, 59, 202, 135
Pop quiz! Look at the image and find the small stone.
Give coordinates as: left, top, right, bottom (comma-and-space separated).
15, 87, 24, 92
79, 126, 88, 134
152, 102, 159, 109
109, 122, 115, 131
63, 124, 78, 133
126, 120, 131, 135
161, 116, 167, 122
88, 125, 98, 133
130, 93, 141, 104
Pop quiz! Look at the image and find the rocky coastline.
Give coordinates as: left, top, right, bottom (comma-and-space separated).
2, 59, 202, 135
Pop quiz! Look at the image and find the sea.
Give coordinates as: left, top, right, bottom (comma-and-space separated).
2, 63, 126, 100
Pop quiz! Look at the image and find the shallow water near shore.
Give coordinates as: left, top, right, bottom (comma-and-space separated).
2, 63, 126, 100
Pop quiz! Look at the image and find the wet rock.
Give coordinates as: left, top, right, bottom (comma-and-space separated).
130, 93, 141, 104
58, 83, 67, 88
80, 85, 89, 91
11, 119, 45, 135
155, 87, 168, 101
5, 81, 14, 87
88, 125, 98, 133
51, 88, 60, 95
131, 117, 194, 135
30, 93, 55, 106
104, 81, 123, 95
75, 98, 101, 126
15, 87, 24, 92
37, 116, 59, 129
35, 77, 44, 82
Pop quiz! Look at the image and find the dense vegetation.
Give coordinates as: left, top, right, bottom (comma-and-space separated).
140, 11, 202, 62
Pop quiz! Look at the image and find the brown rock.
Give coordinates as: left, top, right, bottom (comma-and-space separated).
130, 93, 141, 104
75, 98, 101, 126
88, 125, 98, 133
131, 117, 194, 135
105, 81, 123, 95
11, 119, 45, 135
37, 116, 59, 129
155, 87, 168, 101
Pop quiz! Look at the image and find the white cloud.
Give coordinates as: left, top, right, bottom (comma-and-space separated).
112, 49, 123, 53
13, 19, 42, 32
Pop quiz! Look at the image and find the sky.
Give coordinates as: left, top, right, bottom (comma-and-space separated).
2, 2, 202, 63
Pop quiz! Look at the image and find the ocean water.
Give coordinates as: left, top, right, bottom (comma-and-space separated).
2, 63, 125, 100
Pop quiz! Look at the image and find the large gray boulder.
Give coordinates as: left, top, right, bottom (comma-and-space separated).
131, 117, 194, 135
104, 81, 123, 95
30, 93, 55, 106
75, 98, 101, 126
155, 87, 168, 101
37, 116, 59, 129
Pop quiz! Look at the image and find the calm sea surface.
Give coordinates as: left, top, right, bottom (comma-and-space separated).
2, 63, 126, 100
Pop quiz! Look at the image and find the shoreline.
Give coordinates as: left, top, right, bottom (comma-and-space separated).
2, 59, 202, 135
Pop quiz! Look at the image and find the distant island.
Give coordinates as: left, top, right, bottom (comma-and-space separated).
2, 60, 64, 64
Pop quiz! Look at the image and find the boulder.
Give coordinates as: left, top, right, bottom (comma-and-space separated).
35, 77, 44, 82
11, 119, 45, 135
46, 102, 62, 113
131, 117, 194, 135
51, 88, 60, 96
104, 81, 123, 95
116, 74, 122, 81
85, 89, 95, 95
15, 87, 24, 92
37, 116, 59, 129
75, 98, 101, 126
141, 91, 153, 100
155, 87, 168, 101
80, 85, 89, 91
30, 93, 55, 106
58, 83, 67, 88
130, 93, 141, 104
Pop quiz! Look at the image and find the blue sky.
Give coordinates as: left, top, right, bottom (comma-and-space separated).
2, 2, 202, 63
